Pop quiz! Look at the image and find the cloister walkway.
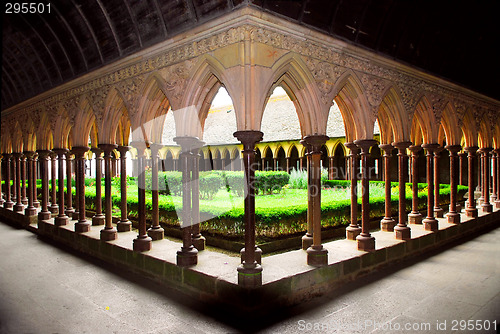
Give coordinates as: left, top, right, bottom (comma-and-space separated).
1, 218, 499, 334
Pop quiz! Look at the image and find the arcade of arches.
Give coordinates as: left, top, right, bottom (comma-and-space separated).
2, 8, 500, 287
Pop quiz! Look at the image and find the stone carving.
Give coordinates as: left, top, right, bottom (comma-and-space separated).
305, 58, 343, 105
359, 72, 392, 110
164, 60, 194, 108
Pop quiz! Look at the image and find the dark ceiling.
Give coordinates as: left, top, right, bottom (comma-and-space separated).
2, 0, 499, 111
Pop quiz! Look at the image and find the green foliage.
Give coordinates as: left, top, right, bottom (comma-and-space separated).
220, 171, 245, 197
199, 173, 223, 200
289, 168, 307, 189
255, 171, 290, 194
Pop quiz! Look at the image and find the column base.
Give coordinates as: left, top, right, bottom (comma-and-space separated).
408, 212, 423, 224
3, 201, 14, 209
133, 236, 152, 252
456, 203, 462, 212
380, 217, 396, 232
38, 211, 51, 221
49, 205, 59, 214
481, 203, 493, 213
13, 204, 24, 212
394, 225, 411, 240
75, 221, 91, 233
34, 201, 40, 208
72, 211, 79, 220
356, 234, 375, 252
192, 235, 206, 251
65, 208, 75, 216
176, 247, 198, 266
92, 215, 105, 226
117, 220, 132, 232
306, 246, 328, 267
446, 211, 460, 224
25, 206, 37, 216
147, 227, 164, 241
21, 198, 28, 205
495, 200, 500, 209
237, 263, 263, 288
423, 217, 438, 231
54, 215, 69, 226
101, 228, 118, 241
434, 207, 444, 218
465, 208, 478, 218
346, 225, 361, 240
491, 195, 497, 202
301, 233, 313, 250
240, 247, 262, 265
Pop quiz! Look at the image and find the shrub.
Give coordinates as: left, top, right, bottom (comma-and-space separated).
221, 171, 245, 197
199, 173, 223, 199
289, 168, 307, 189
255, 171, 290, 194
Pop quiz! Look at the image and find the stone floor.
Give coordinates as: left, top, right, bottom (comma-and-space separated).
0, 219, 499, 334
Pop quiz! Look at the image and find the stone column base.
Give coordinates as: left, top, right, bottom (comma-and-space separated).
380, 218, 396, 232
434, 207, 444, 218
101, 228, 118, 241
446, 212, 461, 224
34, 201, 40, 208
133, 236, 152, 252
240, 247, 262, 265
54, 216, 69, 226
13, 204, 24, 212
49, 205, 59, 214
75, 221, 91, 233
65, 208, 75, 216
25, 207, 37, 216
4, 201, 14, 209
38, 211, 51, 221
301, 233, 313, 250
346, 226, 361, 240
306, 246, 328, 266
408, 212, 423, 224
456, 203, 462, 212
117, 220, 132, 232
92, 215, 105, 226
72, 211, 79, 220
176, 247, 198, 266
237, 264, 263, 287
394, 225, 411, 240
482, 203, 493, 213
192, 235, 206, 251
423, 217, 438, 231
356, 234, 375, 251
466, 208, 478, 218
147, 227, 165, 241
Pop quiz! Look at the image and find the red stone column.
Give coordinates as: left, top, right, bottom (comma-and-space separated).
445, 145, 461, 223
477, 150, 484, 205
147, 143, 165, 241
495, 149, 500, 209
99, 144, 118, 241
91, 148, 105, 225
491, 150, 498, 202
37, 150, 52, 221
304, 135, 329, 266
234, 131, 263, 287
354, 139, 377, 251
3, 154, 13, 209
0, 154, 4, 206
20, 154, 28, 205
286, 157, 291, 173
132, 142, 152, 252
49, 152, 59, 214
433, 147, 444, 217
65, 151, 75, 218
379, 144, 395, 231
73, 147, 90, 233
191, 140, 206, 251
345, 142, 361, 239
481, 148, 493, 212
408, 145, 423, 224
393, 142, 412, 240
33, 153, 40, 208
422, 144, 439, 231
13, 153, 24, 212
117, 146, 131, 232
301, 140, 314, 249
465, 146, 479, 217
52, 149, 69, 226
174, 137, 198, 266
458, 152, 466, 186
328, 156, 334, 179
24, 152, 37, 216
11, 156, 17, 205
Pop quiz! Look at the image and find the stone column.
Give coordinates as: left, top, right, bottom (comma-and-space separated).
458, 152, 466, 186
23, 152, 37, 216
345, 142, 361, 239
191, 140, 206, 251
147, 143, 165, 241
286, 157, 291, 173
354, 139, 377, 251
65, 151, 75, 218
174, 137, 198, 266
20, 154, 28, 205
422, 144, 439, 231
132, 142, 152, 252
49, 152, 58, 214
379, 144, 395, 231
52, 149, 69, 226
477, 150, 483, 205
481, 148, 493, 212
234, 131, 263, 287
300, 140, 313, 249
408, 145, 423, 224
495, 149, 500, 209
445, 145, 461, 223
73, 147, 90, 233
33, 153, 40, 208
3, 154, 13, 209
464, 146, 479, 217
99, 144, 118, 241
37, 150, 52, 221
13, 153, 24, 212
91, 148, 105, 226
117, 146, 132, 232
393, 141, 412, 240
328, 156, 334, 180
491, 150, 498, 202
11, 156, 17, 204
433, 147, 444, 217
304, 135, 329, 266
0, 154, 3, 206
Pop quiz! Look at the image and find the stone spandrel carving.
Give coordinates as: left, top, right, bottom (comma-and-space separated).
399, 81, 422, 116
305, 57, 344, 105
163, 59, 194, 109
359, 72, 392, 110
116, 75, 145, 114
429, 93, 448, 121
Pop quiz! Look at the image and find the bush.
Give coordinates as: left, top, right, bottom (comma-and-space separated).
255, 171, 290, 195
289, 168, 307, 189
221, 171, 245, 197
199, 173, 223, 200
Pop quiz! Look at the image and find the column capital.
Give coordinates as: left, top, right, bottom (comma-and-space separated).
479, 147, 493, 154
408, 145, 422, 156
354, 139, 377, 153
458, 151, 467, 157
117, 145, 132, 156
378, 143, 393, 154
98, 143, 118, 155
52, 148, 68, 157
71, 146, 90, 158
445, 144, 462, 154
149, 143, 164, 153
303, 135, 329, 153
36, 150, 52, 159
12, 152, 23, 158
392, 141, 412, 152
49, 151, 58, 159
91, 147, 103, 156
233, 131, 263, 150
421, 143, 440, 152
493, 148, 500, 155
23, 151, 35, 159
130, 141, 149, 156
464, 146, 479, 154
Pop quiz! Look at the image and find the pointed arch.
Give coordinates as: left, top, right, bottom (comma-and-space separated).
12, 121, 23, 152
53, 107, 72, 149
22, 116, 37, 152
72, 96, 97, 147
101, 87, 131, 145
412, 95, 438, 144
439, 102, 461, 146
37, 113, 53, 150
479, 117, 493, 148
461, 108, 478, 147
377, 86, 409, 143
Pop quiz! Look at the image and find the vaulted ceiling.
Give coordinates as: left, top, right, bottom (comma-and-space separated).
2, 0, 499, 110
